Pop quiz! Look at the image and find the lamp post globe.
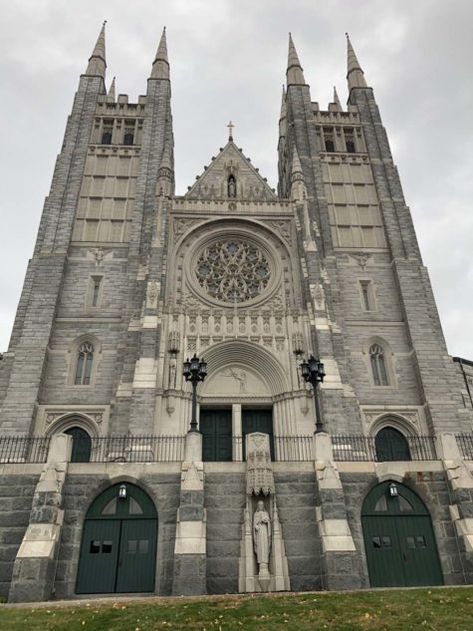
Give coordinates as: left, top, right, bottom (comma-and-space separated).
299, 354, 326, 434
183, 354, 207, 432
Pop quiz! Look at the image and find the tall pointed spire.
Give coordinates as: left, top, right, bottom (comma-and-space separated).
286, 33, 305, 85
291, 146, 303, 177
333, 86, 342, 109
107, 76, 116, 100
279, 85, 287, 139
150, 27, 169, 79
85, 21, 107, 78
346, 33, 367, 90
280, 85, 287, 119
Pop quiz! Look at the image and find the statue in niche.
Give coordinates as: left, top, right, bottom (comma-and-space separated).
227, 174, 237, 198
253, 499, 272, 578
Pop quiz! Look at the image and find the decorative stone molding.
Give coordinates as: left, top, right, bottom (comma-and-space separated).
361, 406, 425, 435
246, 433, 274, 496
350, 253, 371, 270
38, 405, 109, 436
146, 281, 159, 309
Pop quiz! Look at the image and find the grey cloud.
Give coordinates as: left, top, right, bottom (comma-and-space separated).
1, 0, 472, 357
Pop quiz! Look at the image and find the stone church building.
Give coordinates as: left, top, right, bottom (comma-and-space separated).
0, 24, 472, 602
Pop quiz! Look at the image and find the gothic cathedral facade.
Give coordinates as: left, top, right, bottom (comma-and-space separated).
1, 25, 473, 602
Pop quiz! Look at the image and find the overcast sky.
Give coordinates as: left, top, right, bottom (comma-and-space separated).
1, 0, 472, 357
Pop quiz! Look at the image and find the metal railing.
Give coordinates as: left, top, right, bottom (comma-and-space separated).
0, 436, 51, 463
231, 435, 314, 462
274, 435, 314, 462
456, 434, 473, 460
331, 435, 438, 462
75, 435, 186, 463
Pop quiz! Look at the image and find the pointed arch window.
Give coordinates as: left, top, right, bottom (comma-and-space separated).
370, 343, 388, 386
75, 341, 94, 385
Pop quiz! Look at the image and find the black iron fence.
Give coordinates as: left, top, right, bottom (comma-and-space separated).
331, 435, 438, 462
456, 434, 473, 460
231, 435, 314, 462
75, 435, 186, 463
274, 435, 314, 461
0, 436, 51, 463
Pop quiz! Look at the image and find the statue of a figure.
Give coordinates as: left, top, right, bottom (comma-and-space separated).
228, 175, 236, 198
253, 500, 271, 566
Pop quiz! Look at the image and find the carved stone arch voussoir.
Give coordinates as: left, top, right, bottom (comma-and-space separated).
200, 339, 289, 396
45, 412, 101, 438
369, 413, 419, 438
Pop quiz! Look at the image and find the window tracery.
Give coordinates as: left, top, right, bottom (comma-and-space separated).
75, 341, 94, 385
369, 343, 388, 386
196, 239, 271, 303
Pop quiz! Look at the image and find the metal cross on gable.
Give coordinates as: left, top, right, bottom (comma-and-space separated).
227, 120, 235, 141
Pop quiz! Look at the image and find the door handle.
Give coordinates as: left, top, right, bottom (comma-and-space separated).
402, 552, 407, 563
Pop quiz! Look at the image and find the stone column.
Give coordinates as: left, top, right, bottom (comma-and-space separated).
314, 432, 363, 590
8, 434, 72, 602
233, 404, 242, 461
439, 433, 473, 582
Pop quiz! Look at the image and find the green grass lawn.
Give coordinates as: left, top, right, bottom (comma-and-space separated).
0, 587, 472, 630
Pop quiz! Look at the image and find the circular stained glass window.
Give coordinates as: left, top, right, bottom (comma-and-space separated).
196, 240, 271, 303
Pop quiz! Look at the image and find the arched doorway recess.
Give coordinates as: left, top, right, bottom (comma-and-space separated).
76, 483, 157, 594
375, 427, 411, 462
362, 481, 443, 587
64, 426, 91, 462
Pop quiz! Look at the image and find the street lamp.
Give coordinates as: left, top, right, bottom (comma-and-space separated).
183, 354, 208, 432
300, 355, 326, 434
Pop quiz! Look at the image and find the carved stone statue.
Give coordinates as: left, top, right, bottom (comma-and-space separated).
228, 175, 236, 198
253, 500, 271, 567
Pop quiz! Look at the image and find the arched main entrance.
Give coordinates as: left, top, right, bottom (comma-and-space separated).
76, 483, 157, 594
362, 481, 443, 587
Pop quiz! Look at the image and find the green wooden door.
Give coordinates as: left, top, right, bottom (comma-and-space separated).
362, 481, 443, 588
76, 483, 158, 594
242, 409, 274, 460
76, 520, 120, 593
116, 519, 157, 593
201, 409, 232, 461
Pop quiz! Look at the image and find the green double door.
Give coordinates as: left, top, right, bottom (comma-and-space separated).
201, 409, 233, 462
362, 482, 443, 587
200, 408, 274, 462
76, 484, 157, 594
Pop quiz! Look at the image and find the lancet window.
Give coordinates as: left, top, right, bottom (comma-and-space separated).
370, 343, 389, 386
75, 341, 94, 385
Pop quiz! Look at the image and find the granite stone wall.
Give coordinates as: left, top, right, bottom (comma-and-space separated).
340, 471, 466, 587
54, 470, 180, 599
0, 471, 39, 599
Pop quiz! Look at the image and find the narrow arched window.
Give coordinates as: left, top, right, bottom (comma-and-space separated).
370, 343, 388, 386
64, 427, 92, 462
227, 174, 236, 198
375, 427, 411, 462
75, 341, 94, 385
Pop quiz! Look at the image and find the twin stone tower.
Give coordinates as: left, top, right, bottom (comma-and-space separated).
0, 24, 472, 602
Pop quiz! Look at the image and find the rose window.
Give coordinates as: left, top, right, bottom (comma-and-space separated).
196, 240, 271, 303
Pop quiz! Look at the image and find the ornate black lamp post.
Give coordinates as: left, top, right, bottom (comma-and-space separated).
183, 354, 207, 432
300, 355, 326, 434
